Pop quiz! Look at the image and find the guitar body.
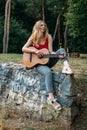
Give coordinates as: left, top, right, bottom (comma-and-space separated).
23, 48, 49, 68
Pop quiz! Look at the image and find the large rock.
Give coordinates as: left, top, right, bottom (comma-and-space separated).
0, 62, 80, 127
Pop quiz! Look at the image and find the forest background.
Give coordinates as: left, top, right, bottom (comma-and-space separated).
0, 0, 87, 54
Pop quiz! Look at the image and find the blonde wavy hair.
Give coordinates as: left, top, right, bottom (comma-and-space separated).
30, 20, 49, 44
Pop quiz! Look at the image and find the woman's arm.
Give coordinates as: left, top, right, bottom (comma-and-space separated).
22, 37, 44, 58
48, 34, 56, 54
22, 38, 38, 54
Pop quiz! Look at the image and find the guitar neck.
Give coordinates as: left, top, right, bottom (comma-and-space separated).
43, 54, 60, 58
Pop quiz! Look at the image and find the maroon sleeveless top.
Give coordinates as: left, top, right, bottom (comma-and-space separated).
33, 38, 48, 50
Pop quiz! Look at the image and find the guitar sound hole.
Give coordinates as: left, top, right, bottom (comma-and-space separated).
39, 55, 43, 59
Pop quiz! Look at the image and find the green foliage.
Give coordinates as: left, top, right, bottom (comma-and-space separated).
0, 0, 6, 15
9, 17, 29, 53
27, 127, 35, 130
46, 0, 67, 15
25, 0, 42, 19
66, 0, 87, 38
11, 0, 37, 30
64, 0, 87, 53
0, 0, 87, 53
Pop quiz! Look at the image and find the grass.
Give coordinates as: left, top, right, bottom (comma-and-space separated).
0, 53, 23, 63
0, 53, 87, 73
0, 53, 87, 92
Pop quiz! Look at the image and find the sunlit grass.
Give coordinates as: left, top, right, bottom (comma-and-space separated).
0, 54, 87, 77
0, 53, 23, 63
53, 57, 87, 78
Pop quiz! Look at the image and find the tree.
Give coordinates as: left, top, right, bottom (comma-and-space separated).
3, 0, 11, 53
46, 0, 67, 49
65, 0, 87, 53
65, 0, 87, 38
42, 0, 45, 21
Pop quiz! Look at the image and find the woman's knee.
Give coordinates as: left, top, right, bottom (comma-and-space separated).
56, 48, 66, 56
59, 48, 66, 53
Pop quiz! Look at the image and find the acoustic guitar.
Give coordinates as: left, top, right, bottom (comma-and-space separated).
23, 48, 63, 68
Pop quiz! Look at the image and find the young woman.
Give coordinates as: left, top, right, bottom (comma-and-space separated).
22, 20, 73, 110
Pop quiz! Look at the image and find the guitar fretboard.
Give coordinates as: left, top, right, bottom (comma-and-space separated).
43, 54, 60, 58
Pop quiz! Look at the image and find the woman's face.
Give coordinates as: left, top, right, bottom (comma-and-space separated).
40, 22, 46, 33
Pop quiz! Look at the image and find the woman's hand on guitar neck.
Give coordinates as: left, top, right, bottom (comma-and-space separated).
50, 51, 64, 59
50, 51, 56, 54
58, 54, 64, 59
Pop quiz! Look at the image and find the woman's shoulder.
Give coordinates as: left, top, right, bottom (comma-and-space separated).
47, 34, 52, 40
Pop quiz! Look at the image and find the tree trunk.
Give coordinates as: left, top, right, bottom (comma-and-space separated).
53, 14, 61, 48
64, 24, 68, 51
42, 0, 45, 21
58, 14, 61, 46
53, 16, 58, 42
3, 0, 11, 53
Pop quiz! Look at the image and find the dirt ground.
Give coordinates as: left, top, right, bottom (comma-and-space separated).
0, 102, 87, 130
